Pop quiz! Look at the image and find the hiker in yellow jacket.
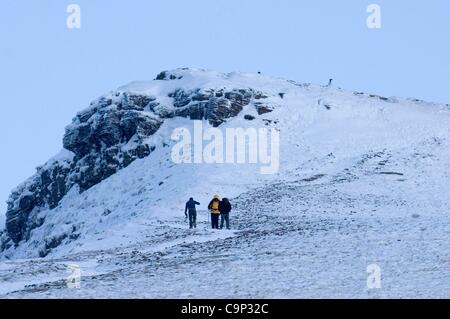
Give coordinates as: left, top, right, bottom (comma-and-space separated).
208, 194, 221, 229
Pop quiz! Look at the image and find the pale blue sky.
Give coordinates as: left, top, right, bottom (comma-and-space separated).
0, 0, 449, 216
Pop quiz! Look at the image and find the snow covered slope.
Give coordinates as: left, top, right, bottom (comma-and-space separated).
0, 68, 449, 298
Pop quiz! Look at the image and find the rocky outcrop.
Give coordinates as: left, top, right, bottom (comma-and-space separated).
4, 93, 163, 245
5, 160, 72, 244
254, 102, 275, 115
155, 70, 185, 81
1, 69, 275, 250
170, 87, 254, 126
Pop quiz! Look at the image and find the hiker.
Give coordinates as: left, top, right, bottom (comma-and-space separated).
208, 195, 221, 229
185, 197, 200, 229
328, 78, 333, 86
219, 198, 232, 230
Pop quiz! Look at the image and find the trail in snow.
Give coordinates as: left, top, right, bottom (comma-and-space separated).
1, 69, 449, 298
1, 141, 449, 298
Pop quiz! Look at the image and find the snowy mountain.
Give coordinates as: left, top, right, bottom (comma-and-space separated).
0, 68, 449, 298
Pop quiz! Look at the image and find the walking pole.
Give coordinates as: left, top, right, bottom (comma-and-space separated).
207, 210, 210, 229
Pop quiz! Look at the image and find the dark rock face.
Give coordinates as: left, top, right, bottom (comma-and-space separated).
62, 95, 163, 195
155, 70, 184, 81
40, 234, 69, 257
4, 92, 162, 245
2, 70, 276, 251
254, 102, 275, 115
5, 162, 72, 244
172, 88, 254, 127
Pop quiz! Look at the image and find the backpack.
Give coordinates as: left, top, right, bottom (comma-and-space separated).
220, 201, 231, 214
211, 200, 220, 211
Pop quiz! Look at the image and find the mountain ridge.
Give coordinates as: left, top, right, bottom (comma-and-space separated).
1, 68, 449, 260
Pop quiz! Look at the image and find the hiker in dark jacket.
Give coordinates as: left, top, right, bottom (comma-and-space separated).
185, 198, 200, 229
208, 195, 221, 229
219, 198, 232, 230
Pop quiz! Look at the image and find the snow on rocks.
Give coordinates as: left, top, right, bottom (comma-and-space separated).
1, 68, 283, 251
0, 68, 449, 298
